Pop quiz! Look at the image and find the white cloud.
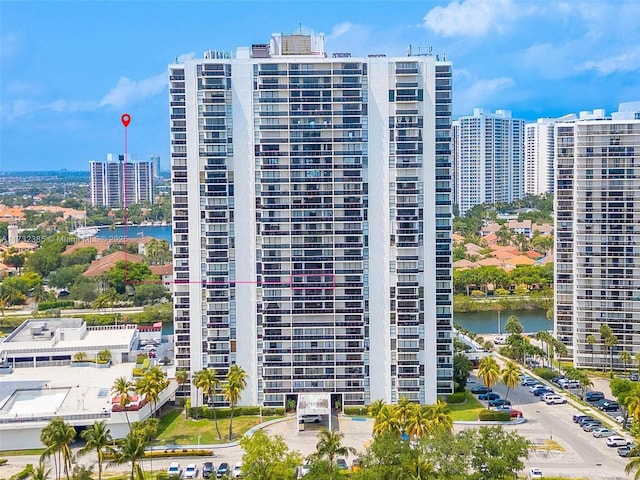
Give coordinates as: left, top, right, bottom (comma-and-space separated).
2, 98, 98, 121
327, 22, 354, 41
580, 46, 640, 75
176, 51, 196, 62
98, 72, 167, 109
455, 77, 515, 114
423, 0, 522, 37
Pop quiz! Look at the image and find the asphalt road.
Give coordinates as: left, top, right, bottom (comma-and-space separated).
467, 373, 631, 480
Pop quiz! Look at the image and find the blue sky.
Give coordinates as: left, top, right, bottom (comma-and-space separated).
2, 0, 640, 172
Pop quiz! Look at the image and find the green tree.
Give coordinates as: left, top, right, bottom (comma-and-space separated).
222, 364, 248, 440
373, 405, 401, 437
30, 462, 51, 480
621, 351, 633, 375
40, 417, 76, 480
367, 399, 386, 419
78, 421, 114, 480
311, 428, 356, 480
136, 366, 169, 418
192, 368, 222, 439
504, 315, 523, 335
110, 431, 147, 480
586, 334, 597, 369
239, 430, 301, 480
600, 324, 618, 375
426, 401, 453, 434
477, 356, 500, 390
462, 426, 531, 480
453, 353, 472, 392
111, 376, 134, 429
500, 361, 521, 402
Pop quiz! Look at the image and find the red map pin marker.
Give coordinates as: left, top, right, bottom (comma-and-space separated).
121, 114, 131, 127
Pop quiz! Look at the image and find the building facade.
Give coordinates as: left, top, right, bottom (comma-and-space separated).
554, 104, 640, 368
169, 32, 453, 408
89, 155, 154, 208
453, 109, 525, 215
525, 119, 555, 196
150, 154, 161, 179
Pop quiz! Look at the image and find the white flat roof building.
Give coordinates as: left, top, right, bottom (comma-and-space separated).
0, 318, 137, 367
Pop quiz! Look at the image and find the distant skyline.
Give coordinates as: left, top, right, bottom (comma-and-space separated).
2, 0, 640, 171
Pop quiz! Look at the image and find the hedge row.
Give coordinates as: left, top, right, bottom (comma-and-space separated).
343, 406, 369, 416
478, 409, 511, 421
104, 449, 213, 461
188, 406, 284, 419
9, 464, 32, 480
446, 392, 467, 404
38, 300, 75, 311
0, 458, 8, 466
534, 367, 556, 381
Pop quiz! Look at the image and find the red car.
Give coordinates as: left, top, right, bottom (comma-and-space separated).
509, 409, 523, 418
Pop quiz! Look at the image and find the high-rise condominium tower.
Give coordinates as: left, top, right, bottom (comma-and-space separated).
555, 103, 640, 367
90, 154, 154, 208
169, 31, 453, 408
453, 109, 524, 215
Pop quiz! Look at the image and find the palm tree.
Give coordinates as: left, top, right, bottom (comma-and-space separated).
625, 388, 640, 423
635, 354, 640, 378
477, 356, 500, 390
367, 399, 386, 419
621, 351, 632, 375
78, 420, 114, 480
426, 401, 453, 433
111, 376, 134, 429
401, 458, 437, 480
96, 349, 112, 364
131, 418, 159, 478
395, 396, 412, 434
30, 462, 51, 480
72, 352, 87, 362
110, 431, 147, 480
192, 368, 222, 439
136, 366, 169, 418
586, 334, 597, 369
222, 364, 248, 440
575, 371, 593, 401
40, 417, 76, 480
373, 405, 401, 437
500, 361, 521, 402
405, 404, 432, 440
311, 428, 356, 480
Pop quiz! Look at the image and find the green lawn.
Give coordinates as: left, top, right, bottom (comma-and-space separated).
447, 392, 485, 421
156, 409, 272, 445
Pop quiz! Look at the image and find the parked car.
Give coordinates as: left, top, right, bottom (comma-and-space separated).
585, 391, 605, 403
600, 401, 620, 412
607, 436, 632, 447
351, 458, 361, 472
551, 376, 566, 386
533, 388, 554, 397
522, 378, 539, 386
573, 414, 591, 423
529, 384, 546, 392
544, 395, 567, 405
202, 462, 215, 479
618, 445, 638, 457
592, 428, 616, 438
583, 422, 603, 432
478, 392, 500, 401
529, 467, 544, 479
216, 463, 229, 478
300, 415, 323, 423
231, 462, 243, 478
577, 416, 596, 426
630, 373, 639, 382
488, 398, 511, 407
184, 464, 198, 479
297, 461, 310, 477
471, 385, 492, 394
336, 458, 349, 471
167, 463, 181, 477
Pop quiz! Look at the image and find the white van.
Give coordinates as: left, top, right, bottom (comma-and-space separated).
545, 395, 567, 405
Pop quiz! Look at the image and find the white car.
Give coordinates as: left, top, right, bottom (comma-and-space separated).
167, 463, 181, 477
184, 464, 198, 479
231, 462, 242, 478
300, 414, 323, 423
529, 384, 545, 392
607, 436, 632, 447
592, 428, 616, 438
544, 395, 567, 405
529, 467, 543, 479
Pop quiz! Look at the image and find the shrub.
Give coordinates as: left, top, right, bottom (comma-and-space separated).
132, 367, 145, 377
186, 406, 284, 419
446, 392, 466, 404
343, 406, 368, 416
478, 409, 511, 422
9, 464, 33, 480
534, 367, 556, 381
38, 300, 75, 311
494, 288, 510, 296
0, 458, 8, 466
470, 290, 485, 297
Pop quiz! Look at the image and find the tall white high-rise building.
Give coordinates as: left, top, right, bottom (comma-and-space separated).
169, 31, 453, 408
453, 109, 524, 215
89, 155, 154, 208
554, 103, 640, 368
150, 154, 161, 179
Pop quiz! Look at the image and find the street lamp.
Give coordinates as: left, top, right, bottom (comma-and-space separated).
197, 435, 201, 447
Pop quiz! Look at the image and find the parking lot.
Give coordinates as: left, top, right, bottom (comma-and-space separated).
467, 372, 632, 480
